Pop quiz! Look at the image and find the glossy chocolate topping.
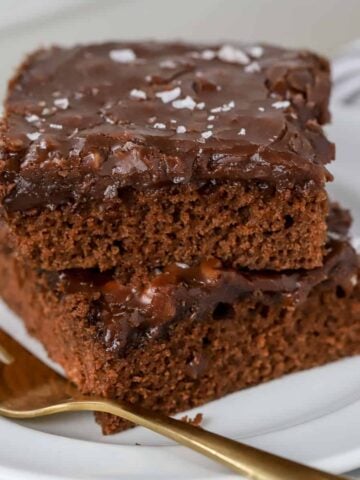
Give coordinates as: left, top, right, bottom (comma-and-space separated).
48, 237, 358, 354
0, 42, 333, 211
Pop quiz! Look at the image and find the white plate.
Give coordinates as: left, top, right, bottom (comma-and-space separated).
0, 106, 360, 480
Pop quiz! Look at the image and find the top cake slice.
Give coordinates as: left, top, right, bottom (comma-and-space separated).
0, 42, 334, 275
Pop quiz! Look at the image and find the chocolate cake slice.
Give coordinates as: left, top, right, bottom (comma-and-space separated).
0, 42, 333, 274
0, 206, 359, 434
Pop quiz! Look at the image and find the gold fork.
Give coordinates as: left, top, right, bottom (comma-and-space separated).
0, 328, 347, 479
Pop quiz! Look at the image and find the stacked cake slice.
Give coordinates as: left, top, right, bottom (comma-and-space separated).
0, 42, 359, 434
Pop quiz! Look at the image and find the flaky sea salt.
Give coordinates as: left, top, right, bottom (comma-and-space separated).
26, 132, 41, 141
196, 102, 205, 110
153, 122, 166, 129
201, 130, 213, 139
211, 100, 235, 113
244, 61, 261, 73
223, 100, 235, 111
42, 107, 52, 115
207, 115, 215, 121
25, 114, 40, 123
176, 125, 186, 134
258, 107, 265, 112
272, 100, 290, 109
156, 87, 181, 103
218, 45, 250, 65
159, 59, 177, 69
49, 123, 63, 130
248, 46, 264, 58
238, 128, 246, 135
172, 96, 197, 110
130, 88, 147, 100
109, 48, 136, 63
54, 97, 69, 110
200, 49, 216, 60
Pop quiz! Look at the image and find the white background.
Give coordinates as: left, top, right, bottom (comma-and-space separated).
0, 0, 360, 99
0, 0, 360, 478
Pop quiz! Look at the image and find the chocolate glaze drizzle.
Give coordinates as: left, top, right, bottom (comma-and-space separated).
0, 42, 333, 212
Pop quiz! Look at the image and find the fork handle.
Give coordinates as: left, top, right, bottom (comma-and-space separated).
76, 398, 347, 479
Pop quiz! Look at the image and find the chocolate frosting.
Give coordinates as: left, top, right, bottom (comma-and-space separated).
47, 237, 358, 355
0, 42, 333, 211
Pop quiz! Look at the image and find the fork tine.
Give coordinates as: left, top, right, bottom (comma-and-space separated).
0, 328, 31, 361
0, 327, 63, 379
0, 328, 27, 364
0, 343, 13, 365
0, 327, 76, 412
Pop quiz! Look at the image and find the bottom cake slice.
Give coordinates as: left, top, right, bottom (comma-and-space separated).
0, 207, 360, 434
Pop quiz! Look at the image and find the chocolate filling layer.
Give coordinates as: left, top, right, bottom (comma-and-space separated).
46, 238, 357, 354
